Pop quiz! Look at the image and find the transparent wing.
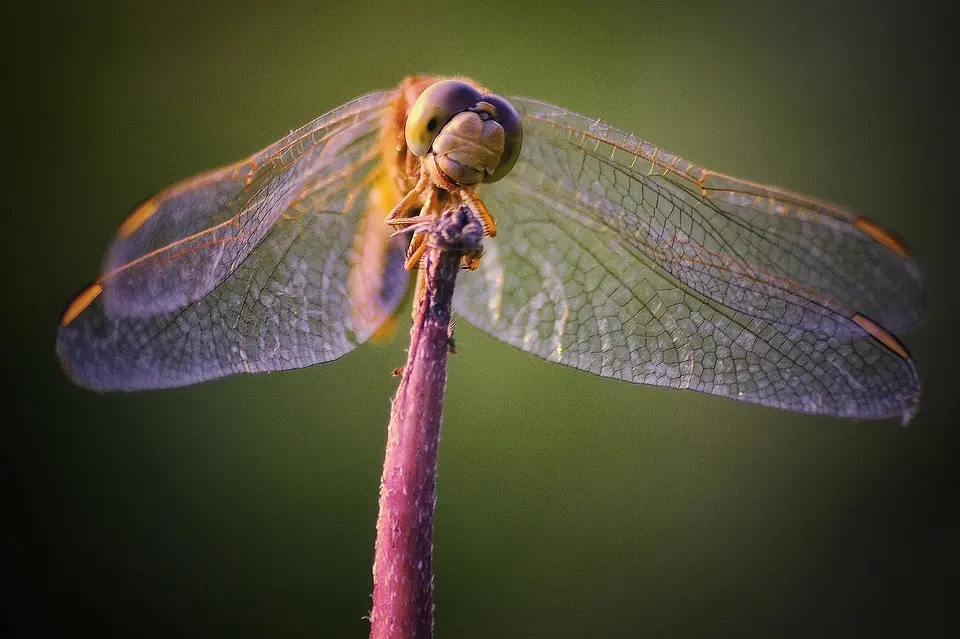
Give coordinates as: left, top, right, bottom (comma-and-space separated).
58, 90, 412, 391
455, 97, 924, 420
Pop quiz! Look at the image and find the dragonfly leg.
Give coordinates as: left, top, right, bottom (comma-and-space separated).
404, 234, 429, 270
385, 172, 430, 227
387, 214, 437, 233
460, 188, 497, 237
447, 314, 456, 354
458, 249, 484, 270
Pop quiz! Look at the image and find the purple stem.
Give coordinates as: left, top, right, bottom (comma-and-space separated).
369, 207, 479, 638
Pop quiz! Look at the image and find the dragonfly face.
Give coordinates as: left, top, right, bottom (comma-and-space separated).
58, 76, 924, 422
384, 78, 522, 271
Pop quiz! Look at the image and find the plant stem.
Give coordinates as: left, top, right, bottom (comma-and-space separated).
369, 207, 480, 639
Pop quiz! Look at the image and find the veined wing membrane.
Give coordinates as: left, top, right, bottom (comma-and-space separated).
455, 97, 922, 420
511, 98, 924, 335
58, 90, 412, 391
100, 92, 395, 318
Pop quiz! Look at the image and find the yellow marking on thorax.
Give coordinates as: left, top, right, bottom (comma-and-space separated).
369, 313, 400, 345
346, 92, 418, 342
61, 283, 102, 327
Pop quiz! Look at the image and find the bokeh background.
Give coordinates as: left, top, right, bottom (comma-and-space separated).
8, 0, 956, 636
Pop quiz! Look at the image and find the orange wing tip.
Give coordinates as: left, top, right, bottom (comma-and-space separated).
854, 217, 911, 258
117, 198, 159, 238
61, 283, 102, 327
851, 312, 911, 361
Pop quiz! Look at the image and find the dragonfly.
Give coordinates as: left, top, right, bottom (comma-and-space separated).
57, 75, 925, 422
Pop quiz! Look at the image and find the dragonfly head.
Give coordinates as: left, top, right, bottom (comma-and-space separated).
404, 79, 522, 187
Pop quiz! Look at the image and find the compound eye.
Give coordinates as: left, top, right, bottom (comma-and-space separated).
405, 80, 484, 157
479, 95, 523, 183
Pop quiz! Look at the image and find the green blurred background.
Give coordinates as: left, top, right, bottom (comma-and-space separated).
8, 0, 956, 636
